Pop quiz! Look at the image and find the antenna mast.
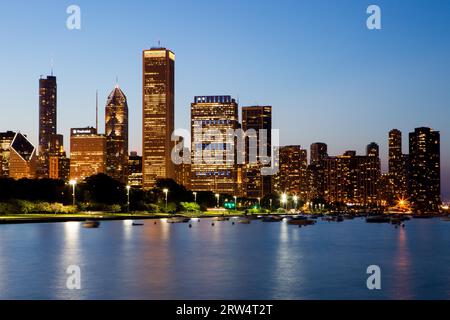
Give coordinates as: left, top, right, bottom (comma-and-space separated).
96, 90, 99, 132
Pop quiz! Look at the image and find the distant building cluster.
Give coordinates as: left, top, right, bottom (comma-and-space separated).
0, 48, 442, 212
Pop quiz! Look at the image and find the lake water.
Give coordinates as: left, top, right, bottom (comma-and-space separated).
0, 217, 449, 300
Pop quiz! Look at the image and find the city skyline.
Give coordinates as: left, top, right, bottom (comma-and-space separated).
0, 0, 449, 199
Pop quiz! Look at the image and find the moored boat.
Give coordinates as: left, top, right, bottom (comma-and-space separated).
82, 221, 100, 228
366, 216, 390, 223
288, 219, 316, 226
237, 218, 251, 224
167, 217, 190, 223
262, 216, 282, 222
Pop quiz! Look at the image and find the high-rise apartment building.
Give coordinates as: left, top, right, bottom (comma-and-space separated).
388, 129, 408, 202
409, 127, 441, 213
105, 84, 129, 183
307, 142, 328, 200
323, 145, 380, 206
70, 127, 106, 182
310, 142, 328, 165
241, 106, 272, 198
274, 146, 308, 200
190, 96, 239, 195
142, 47, 175, 189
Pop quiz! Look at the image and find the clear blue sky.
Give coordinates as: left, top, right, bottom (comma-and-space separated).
0, 0, 449, 199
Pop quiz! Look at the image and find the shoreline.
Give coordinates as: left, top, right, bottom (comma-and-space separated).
0, 211, 446, 225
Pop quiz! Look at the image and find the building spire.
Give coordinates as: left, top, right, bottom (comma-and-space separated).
50, 56, 54, 76
95, 90, 98, 132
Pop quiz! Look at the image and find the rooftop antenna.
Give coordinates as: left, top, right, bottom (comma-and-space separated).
95, 90, 99, 132
158, 40, 161, 47
50, 56, 54, 76
115, 76, 119, 88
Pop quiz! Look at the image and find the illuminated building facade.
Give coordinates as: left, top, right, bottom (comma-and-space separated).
241, 106, 272, 198
9, 133, 37, 179
142, 47, 175, 189
128, 152, 143, 187
70, 127, 106, 181
323, 145, 380, 206
191, 96, 238, 195
0, 131, 16, 177
47, 134, 69, 181
38, 75, 57, 177
274, 146, 308, 201
388, 129, 408, 203
307, 142, 328, 200
409, 127, 441, 213
105, 85, 129, 183
310, 142, 327, 165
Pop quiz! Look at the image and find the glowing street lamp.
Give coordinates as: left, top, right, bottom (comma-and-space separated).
215, 193, 220, 208
257, 197, 261, 208
163, 188, 169, 212
126, 185, 131, 213
293, 195, 298, 211
69, 180, 77, 206
281, 193, 287, 210
234, 196, 237, 208
193, 192, 197, 203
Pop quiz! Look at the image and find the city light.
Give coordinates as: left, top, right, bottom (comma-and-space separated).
69, 180, 77, 206
163, 188, 169, 212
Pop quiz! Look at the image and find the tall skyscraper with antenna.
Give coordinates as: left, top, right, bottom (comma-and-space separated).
38, 74, 57, 177
105, 83, 129, 183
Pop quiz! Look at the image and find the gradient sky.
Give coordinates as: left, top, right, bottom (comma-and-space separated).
0, 0, 449, 199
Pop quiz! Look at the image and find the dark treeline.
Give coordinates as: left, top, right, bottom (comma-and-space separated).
0, 174, 222, 213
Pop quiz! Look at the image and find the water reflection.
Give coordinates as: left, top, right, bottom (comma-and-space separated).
392, 227, 413, 299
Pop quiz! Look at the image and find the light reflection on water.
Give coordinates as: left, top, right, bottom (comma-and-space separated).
0, 218, 449, 300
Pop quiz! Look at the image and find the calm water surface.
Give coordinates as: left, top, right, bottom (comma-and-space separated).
0, 218, 449, 300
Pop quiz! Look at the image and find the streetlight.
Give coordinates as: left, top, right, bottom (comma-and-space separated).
234, 196, 237, 209
293, 195, 298, 212
126, 185, 131, 213
281, 193, 287, 211
163, 188, 169, 212
269, 199, 273, 212
257, 197, 261, 208
215, 193, 220, 208
69, 180, 77, 206
193, 192, 197, 203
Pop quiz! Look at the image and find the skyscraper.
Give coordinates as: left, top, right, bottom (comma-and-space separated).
409, 127, 441, 213
70, 127, 106, 181
142, 47, 175, 189
0, 131, 16, 177
38, 75, 57, 177
310, 142, 327, 165
9, 133, 37, 180
323, 147, 380, 207
105, 84, 129, 183
242, 106, 272, 198
274, 146, 308, 200
308, 142, 328, 200
191, 96, 239, 195
388, 129, 408, 203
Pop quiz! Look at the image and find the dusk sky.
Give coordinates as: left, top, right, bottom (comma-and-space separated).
0, 0, 449, 199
